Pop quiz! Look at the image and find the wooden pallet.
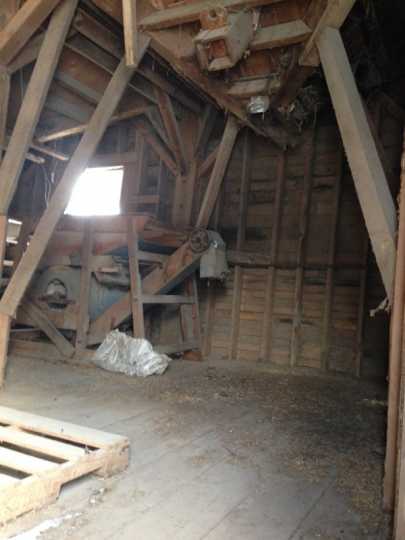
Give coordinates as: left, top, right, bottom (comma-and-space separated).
0, 406, 129, 524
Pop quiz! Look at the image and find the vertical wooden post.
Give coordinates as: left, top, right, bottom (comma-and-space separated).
127, 216, 145, 338
229, 130, 251, 360
0, 66, 9, 157
75, 220, 93, 350
197, 115, 240, 228
290, 129, 315, 366
121, 132, 145, 213
202, 188, 223, 357
0, 3, 18, 385
181, 274, 202, 359
355, 235, 369, 378
260, 150, 286, 360
385, 128, 405, 514
122, 0, 138, 67
320, 143, 344, 370
0, 312, 10, 384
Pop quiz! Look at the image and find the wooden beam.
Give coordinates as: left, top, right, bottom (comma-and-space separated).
0, 0, 63, 66
121, 133, 145, 213
0, 67, 9, 157
0, 216, 7, 281
127, 216, 145, 338
198, 146, 218, 178
385, 129, 405, 514
0, 43, 150, 319
140, 0, 284, 30
122, 0, 138, 67
37, 106, 151, 144
75, 221, 93, 350
172, 112, 199, 227
251, 20, 311, 51
0, 313, 10, 385
197, 116, 240, 228
19, 300, 75, 358
141, 294, 194, 304
155, 88, 186, 172
195, 104, 217, 158
0, 0, 79, 215
300, 0, 356, 67
71, 9, 201, 113
318, 27, 396, 299
135, 118, 177, 174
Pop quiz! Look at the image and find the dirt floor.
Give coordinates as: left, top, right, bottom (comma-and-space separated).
0, 355, 391, 539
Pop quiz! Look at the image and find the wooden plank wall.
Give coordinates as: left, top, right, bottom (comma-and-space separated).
201, 108, 403, 377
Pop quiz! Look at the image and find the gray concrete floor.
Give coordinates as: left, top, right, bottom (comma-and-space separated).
0, 356, 390, 540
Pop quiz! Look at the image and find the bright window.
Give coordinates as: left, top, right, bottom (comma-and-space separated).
65, 167, 124, 216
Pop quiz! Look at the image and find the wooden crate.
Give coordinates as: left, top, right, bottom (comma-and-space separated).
0, 406, 129, 524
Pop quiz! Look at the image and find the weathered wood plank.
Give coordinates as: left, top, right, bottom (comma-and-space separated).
122, 0, 138, 67
251, 20, 311, 51
318, 27, 396, 299
197, 116, 240, 228
140, 0, 284, 30
20, 300, 75, 358
385, 129, 405, 514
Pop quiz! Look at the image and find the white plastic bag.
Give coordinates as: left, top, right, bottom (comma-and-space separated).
93, 330, 171, 377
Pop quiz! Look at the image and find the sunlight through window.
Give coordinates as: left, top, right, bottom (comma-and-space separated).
65, 167, 124, 216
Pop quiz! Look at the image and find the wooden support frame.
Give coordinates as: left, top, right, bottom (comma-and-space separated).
0, 0, 79, 215
155, 88, 187, 172
88, 240, 202, 345
0, 48, 149, 320
0, 0, 63, 66
197, 115, 240, 228
299, 0, 356, 67
318, 27, 396, 300
0, 43, 150, 385
19, 300, 75, 358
